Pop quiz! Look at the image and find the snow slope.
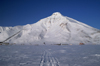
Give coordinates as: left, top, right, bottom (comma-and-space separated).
0, 12, 100, 45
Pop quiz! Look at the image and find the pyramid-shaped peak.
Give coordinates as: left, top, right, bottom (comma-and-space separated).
52, 12, 62, 16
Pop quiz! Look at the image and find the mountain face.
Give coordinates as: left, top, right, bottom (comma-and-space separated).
0, 12, 100, 45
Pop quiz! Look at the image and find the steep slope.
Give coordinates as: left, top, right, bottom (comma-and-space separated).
0, 12, 100, 45
0, 26, 23, 42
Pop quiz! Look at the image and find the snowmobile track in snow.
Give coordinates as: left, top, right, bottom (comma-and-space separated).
40, 51, 60, 66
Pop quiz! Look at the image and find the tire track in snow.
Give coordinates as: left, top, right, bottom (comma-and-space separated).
40, 51, 60, 66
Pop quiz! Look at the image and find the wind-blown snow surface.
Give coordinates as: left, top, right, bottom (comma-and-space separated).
0, 12, 100, 44
0, 45, 100, 66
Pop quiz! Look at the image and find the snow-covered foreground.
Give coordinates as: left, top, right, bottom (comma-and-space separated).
0, 45, 100, 66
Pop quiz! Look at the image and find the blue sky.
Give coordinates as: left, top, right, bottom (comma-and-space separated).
0, 0, 100, 29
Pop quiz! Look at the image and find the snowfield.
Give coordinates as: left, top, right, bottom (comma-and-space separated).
0, 45, 100, 66
0, 12, 100, 45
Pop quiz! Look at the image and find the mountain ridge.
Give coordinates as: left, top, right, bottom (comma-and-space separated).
0, 12, 100, 45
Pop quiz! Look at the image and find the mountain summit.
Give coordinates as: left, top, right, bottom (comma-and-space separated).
0, 12, 100, 45
52, 12, 62, 16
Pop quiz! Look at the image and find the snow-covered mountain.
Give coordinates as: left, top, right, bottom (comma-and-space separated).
0, 12, 100, 45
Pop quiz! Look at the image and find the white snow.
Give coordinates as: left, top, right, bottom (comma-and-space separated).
0, 45, 100, 66
59, 50, 66, 53
93, 54, 100, 57
0, 12, 100, 45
